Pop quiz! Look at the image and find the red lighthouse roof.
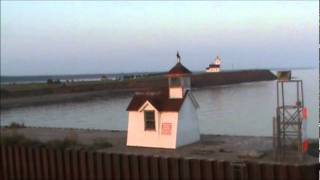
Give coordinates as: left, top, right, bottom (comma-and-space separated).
167, 62, 192, 76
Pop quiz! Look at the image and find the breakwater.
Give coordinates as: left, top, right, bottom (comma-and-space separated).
1, 70, 276, 99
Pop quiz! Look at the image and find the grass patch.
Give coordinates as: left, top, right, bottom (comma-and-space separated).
0, 133, 43, 147
0, 133, 112, 151
88, 139, 112, 150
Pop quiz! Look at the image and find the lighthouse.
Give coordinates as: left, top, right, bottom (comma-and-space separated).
126, 52, 200, 149
206, 56, 221, 73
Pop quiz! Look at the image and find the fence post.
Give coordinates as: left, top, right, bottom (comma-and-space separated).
149, 156, 160, 180
7, 146, 15, 180
168, 157, 180, 180
95, 152, 104, 180
34, 147, 44, 180
128, 154, 140, 180
230, 161, 248, 180
63, 150, 72, 180
261, 163, 275, 180
201, 159, 213, 180
56, 149, 64, 180
48, 148, 56, 180
120, 153, 131, 180
1, 145, 9, 180
87, 151, 96, 180
79, 150, 88, 180
190, 159, 202, 180
179, 158, 191, 180
13, 146, 22, 180
111, 153, 121, 180
159, 156, 169, 180
139, 155, 150, 180
71, 149, 79, 180
103, 153, 112, 180
214, 160, 225, 180
41, 148, 49, 180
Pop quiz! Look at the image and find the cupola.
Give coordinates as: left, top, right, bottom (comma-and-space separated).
166, 52, 192, 99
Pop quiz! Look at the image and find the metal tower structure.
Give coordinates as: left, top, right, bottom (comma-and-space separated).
273, 73, 305, 154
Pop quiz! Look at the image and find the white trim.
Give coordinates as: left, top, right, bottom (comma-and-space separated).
138, 100, 158, 112
187, 92, 199, 109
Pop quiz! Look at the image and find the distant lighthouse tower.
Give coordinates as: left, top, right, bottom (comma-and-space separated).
206, 56, 221, 73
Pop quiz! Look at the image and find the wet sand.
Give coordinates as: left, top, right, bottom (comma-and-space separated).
1, 127, 317, 165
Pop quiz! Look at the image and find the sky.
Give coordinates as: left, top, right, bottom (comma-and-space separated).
1, 1, 318, 76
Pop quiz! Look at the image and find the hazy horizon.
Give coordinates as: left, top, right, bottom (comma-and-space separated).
1, 1, 318, 76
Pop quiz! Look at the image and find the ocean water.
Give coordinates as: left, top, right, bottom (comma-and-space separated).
1, 69, 318, 138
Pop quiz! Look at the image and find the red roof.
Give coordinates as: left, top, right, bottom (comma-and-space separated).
206, 64, 220, 69
126, 90, 187, 112
167, 62, 192, 76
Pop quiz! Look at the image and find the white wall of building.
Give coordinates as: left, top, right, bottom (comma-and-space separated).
126, 102, 179, 149
169, 87, 183, 99
176, 95, 200, 147
206, 68, 220, 73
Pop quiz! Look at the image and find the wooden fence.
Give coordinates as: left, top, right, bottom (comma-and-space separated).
0, 145, 318, 180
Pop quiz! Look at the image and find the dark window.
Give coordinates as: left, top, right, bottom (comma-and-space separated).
144, 111, 155, 130
170, 77, 181, 87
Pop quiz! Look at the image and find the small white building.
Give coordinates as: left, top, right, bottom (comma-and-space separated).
126, 53, 200, 149
206, 56, 221, 73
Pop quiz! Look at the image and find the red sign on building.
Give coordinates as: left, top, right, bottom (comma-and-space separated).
161, 123, 172, 135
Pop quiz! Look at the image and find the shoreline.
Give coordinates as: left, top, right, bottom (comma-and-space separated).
1, 126, 317, 165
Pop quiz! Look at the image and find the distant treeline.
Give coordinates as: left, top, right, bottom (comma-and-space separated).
0, 72, 166, 84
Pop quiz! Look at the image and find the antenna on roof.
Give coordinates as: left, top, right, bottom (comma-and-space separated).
177, 51, 181, 63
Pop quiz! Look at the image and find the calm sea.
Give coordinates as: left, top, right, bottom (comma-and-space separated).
1, 69, 318, 138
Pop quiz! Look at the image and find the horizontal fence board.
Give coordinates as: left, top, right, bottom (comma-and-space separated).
0, 146, 319, 180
